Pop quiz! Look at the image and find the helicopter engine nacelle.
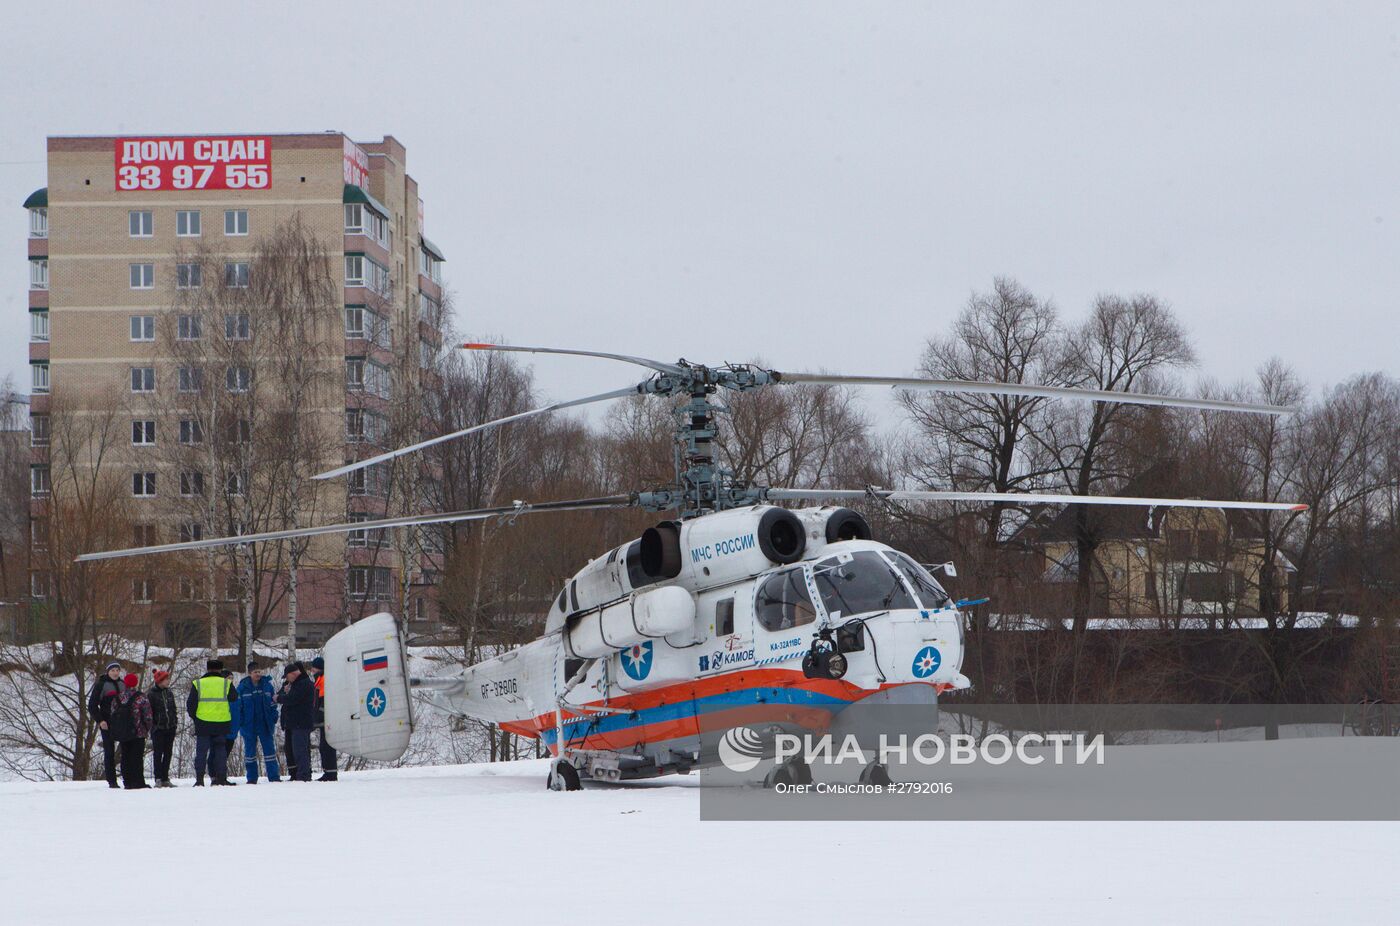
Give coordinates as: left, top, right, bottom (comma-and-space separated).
794, 506, 872, 555
565, 585, 696, 659
677, 506, 808, 589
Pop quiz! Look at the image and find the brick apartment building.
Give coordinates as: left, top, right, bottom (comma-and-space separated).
23, 132, 446, 646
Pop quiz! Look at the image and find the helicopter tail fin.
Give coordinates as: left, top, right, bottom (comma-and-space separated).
322, 612, 413, 762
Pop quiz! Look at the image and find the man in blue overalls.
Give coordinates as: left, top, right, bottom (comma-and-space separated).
235, 661, 281, 783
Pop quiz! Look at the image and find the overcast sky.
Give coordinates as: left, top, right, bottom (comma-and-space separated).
2, 1, 1396, 427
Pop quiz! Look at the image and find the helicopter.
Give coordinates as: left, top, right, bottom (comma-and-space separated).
78, 343, 1306, 789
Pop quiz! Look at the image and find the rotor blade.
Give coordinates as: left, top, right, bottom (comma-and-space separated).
74, 496, 636, 562
462, 342, 684, 375
765, 488, 1307, 512
768, 372, 1296, 416
312, 385, 643, 481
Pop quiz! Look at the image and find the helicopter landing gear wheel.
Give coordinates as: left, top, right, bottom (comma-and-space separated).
858, 762, 893, 786
763, 758, 813, 789
547, 759, 582, 792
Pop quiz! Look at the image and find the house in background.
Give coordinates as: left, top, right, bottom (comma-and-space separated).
1008, 502, 1294, 620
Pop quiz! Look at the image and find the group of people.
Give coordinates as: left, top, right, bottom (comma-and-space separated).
86, 655, 340, 789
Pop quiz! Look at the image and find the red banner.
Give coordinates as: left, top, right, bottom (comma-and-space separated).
114, 136, 272, 191
343, 137, 369, 188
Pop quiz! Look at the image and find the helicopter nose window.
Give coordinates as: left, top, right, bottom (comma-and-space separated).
755, 567, 817, 632
812, 552, 917, 617
884, 552, 952, 609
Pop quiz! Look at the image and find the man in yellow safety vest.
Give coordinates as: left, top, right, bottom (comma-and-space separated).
186, 658, 239, 786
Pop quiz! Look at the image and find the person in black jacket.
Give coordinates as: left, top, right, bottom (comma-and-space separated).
112, 673, 153, 789
86, 661, 124, 789
186, 658, 239, 786
275, 662, 315, 782
308, 656, 337, 781
147, 670, 179, 787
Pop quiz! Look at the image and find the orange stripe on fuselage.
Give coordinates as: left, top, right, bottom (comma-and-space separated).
501, 668, 935, 752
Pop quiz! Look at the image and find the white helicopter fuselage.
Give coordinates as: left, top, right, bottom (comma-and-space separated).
403, 506, 971, 781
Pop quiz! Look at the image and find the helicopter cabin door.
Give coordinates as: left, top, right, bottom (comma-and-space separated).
699, 587, 756, 677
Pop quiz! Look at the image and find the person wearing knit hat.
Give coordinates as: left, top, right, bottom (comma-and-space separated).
147, 670, 179, 787
111, 673, 152, 789
187, 659, 239, 786
86, 661, 125, 789
308, 656, 337, 781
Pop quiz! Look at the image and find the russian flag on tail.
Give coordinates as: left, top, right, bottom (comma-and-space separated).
361, 647, 389, 672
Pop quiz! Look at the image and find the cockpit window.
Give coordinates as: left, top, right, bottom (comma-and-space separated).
811, 551, 917, 618
755, 567, 817, 632
885, 552, 952, 609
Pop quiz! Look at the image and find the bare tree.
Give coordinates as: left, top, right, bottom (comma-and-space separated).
1037, 295, 1195, 633
158, 217, 341, 661
899, 278, 1069, 547
0, 396, 148, 779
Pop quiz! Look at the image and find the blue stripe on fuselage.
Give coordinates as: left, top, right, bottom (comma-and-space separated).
542, 685, 853, 746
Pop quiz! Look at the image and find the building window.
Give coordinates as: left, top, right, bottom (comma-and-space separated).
225, 470, 247, 497
179, 418, 204, 445
347, 513, 385, 548
225, 366, 251, 393
132, 472, 157, 497
30, 571, 49, 600
418, 291, 441, 323
367, 257, 391, 295
130, 366, 156, 393
30, 258, 48, 290
31, 363, 50, 394
30, 465, 50, 497
30, 518, 48, 551
128, 210, 153, 237
345, 306, 365, 338
348, 463, 386, 497
224, 262, 249, 288
419, 339, 434, 369
129, 263, 154, 289
178, 366, 203, 393
177, 314, 203, 340
224, 209, 248, 236
179, 471, 204, 497
29, 207, 47, 239
132, 578, 154, 604
344, 204, 364, 234
178, 576, 200, 601
177, 210, 201, 237
349, 566, 391, 600
344, 255, 365, 286
30, 311, 49, 342
178, 523, 203, 543
224, 418, 251, 444
176, 262, 202, 289
345, 358, 364, 391
346, 409, 386, 443
130, 315, 155, 341
1196, 532, 1220, 561
132, 524, 157, 547
224, 313, 250, 340
132, 419, 156, 446
30, 414, 49, 447
365, 361, 390, 399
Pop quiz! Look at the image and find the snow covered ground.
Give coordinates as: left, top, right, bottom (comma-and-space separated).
3, 753, 1396, 925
